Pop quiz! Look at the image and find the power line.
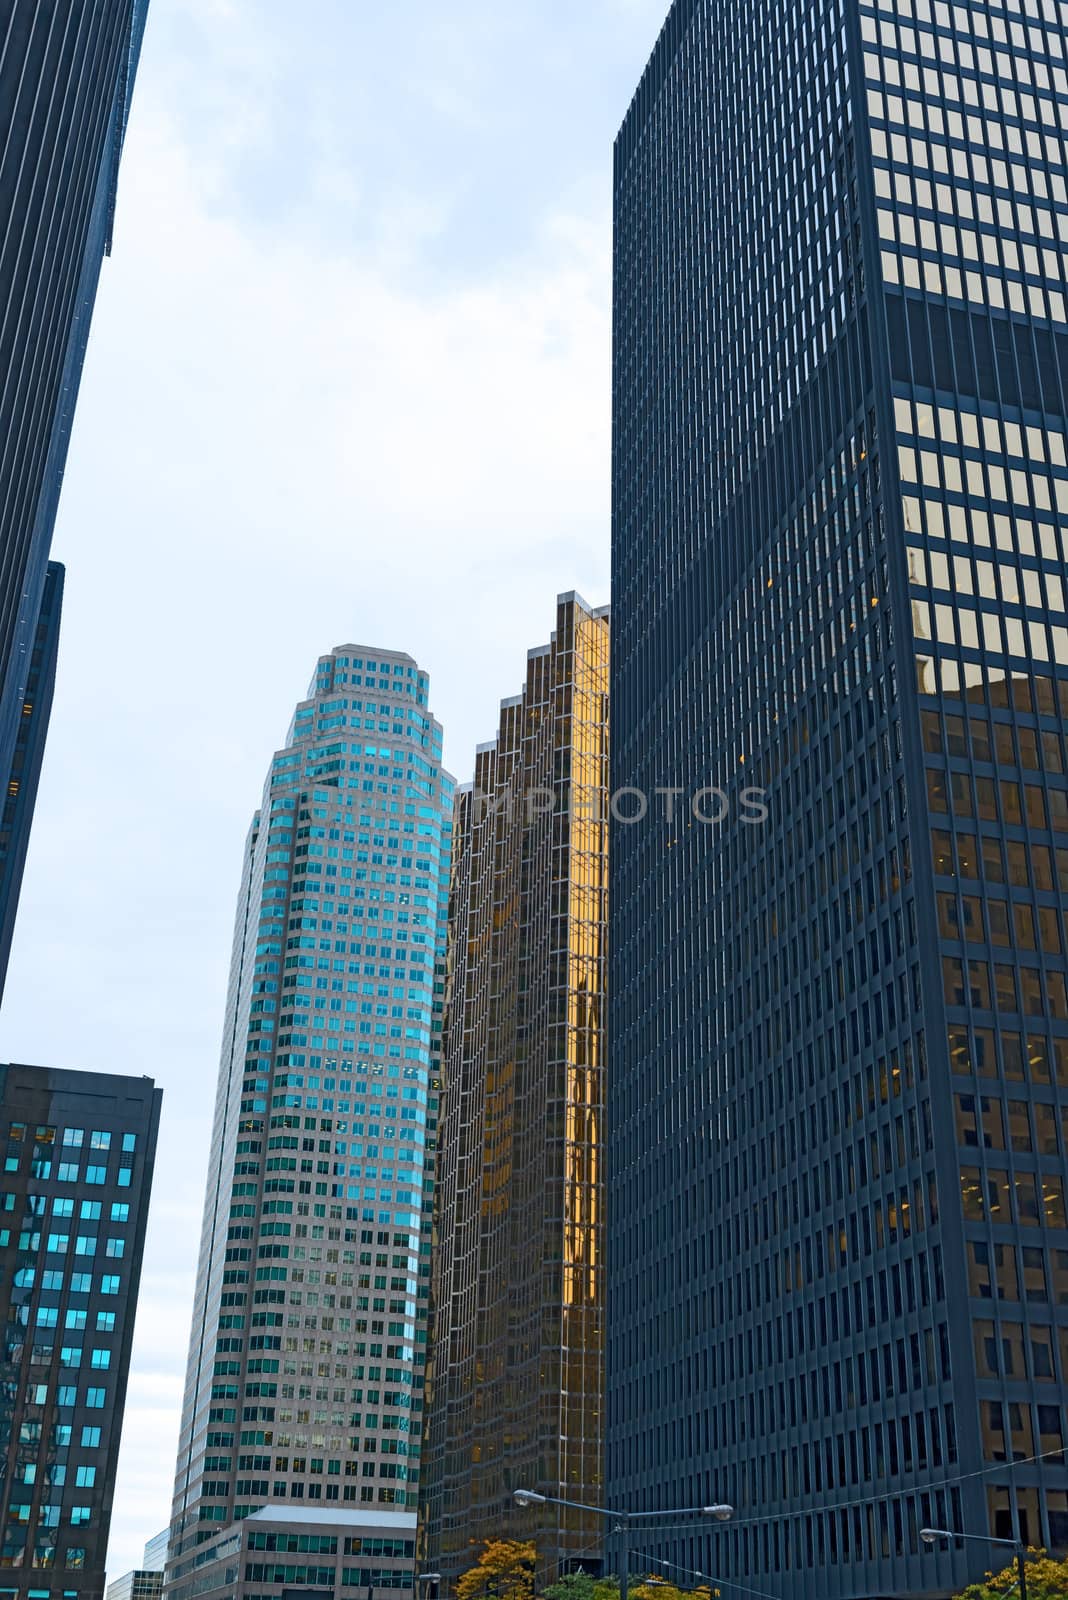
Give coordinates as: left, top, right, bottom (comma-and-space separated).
636, 1443, 1068, 1539
628, 1546, 787, 1600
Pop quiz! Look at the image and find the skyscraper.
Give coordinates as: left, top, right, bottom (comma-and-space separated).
610, 2, 1068, 1596
165, 646, 452, 1597
424, 593, 609, 1587
0, 1062, 162, 1591
0, 1, 149, 999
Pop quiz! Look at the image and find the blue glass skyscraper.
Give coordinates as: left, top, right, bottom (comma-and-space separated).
166, 645, 452, 1595
610, 1, 1068, 1595
0, 1, 149, 999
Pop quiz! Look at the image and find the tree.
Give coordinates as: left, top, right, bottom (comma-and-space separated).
954, 1549, 1068, 1599
457, 1540, 537, 1600
543, 1574, 596, 1600
544, 1576, 718, 1600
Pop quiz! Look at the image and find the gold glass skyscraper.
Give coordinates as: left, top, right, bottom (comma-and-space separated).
424, 593, 609, 1586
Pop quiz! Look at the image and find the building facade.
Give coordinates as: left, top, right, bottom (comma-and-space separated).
0, 564, 63, 995
162, 1504, 415, 1600
0, 1, 149, 1001
165, 646, 452, 1596
424, 593, 609, 1586
609, 1, 1068, 1596
0, 1063, 162, 1595
104, 1572, 162, 1600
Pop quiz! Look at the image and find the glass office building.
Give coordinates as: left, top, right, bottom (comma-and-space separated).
165, 646, 452, 1595
0, 1063, 162, 1596
0, 2, 149, 1000
423, 593, 609, 1586
610, 1, 1068, 1595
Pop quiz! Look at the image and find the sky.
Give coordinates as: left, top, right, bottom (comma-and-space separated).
0, 0, 672, 1576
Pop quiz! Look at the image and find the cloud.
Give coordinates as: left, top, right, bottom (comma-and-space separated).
0, 0, 672, 1575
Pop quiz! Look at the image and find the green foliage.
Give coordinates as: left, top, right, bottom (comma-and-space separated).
456, 1541, 537, 1600
544, 1575, 718, 1600
543, 1574, 596, 1600
954, 1549, 1068, 1599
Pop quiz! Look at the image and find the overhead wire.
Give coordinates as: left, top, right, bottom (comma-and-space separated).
631, 1442, 1068, 1538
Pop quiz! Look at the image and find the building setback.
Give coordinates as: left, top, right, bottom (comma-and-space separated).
0, 1063, 162, 1594
609, 1, 1068, 1597
424, 593, 609, 1586
0, 3, 149, 1000
165, 646, 452, 1597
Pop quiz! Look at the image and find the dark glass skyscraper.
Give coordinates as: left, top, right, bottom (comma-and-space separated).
610, 2, 1068, 1596
0, 1, 149, 1000
0, 1062, 162, 1594
0, 564, 63, 997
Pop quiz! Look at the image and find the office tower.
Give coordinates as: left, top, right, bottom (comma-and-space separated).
0, 564, 63, 994
0, 2, 149, 1001
0, 1063, 162, 1592
423, 594, 608, 1587
142, 1527, 169, 1572
610, 2, 1068, 1597
165, 646, 452, 1600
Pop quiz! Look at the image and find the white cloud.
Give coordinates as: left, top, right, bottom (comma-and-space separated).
0, 0, 671, 1575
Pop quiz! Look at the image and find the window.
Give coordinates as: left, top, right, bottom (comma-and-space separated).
105, 1238, 125, 1259
73, 1467, 96, 1488
89, 1132, 111, 1151
79, 1202, 100, 1221
89, 1350, 110, 1370
122, 1133, 136, 1153
85, 1166, 107, 1186
80, 1427, 101, 1448
100, 1276, 120, 1296
84, 1388, 106, 1409
62, 1129, 83, 1147
110, 1204, 129, 1223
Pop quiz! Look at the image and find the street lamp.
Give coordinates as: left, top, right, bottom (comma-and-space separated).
512, 1489, 734, 1600
417, 1575, 442, 1600
920, 1526, 1030, 1600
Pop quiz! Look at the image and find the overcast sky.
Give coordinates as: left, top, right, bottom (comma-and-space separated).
0, 0, 670, 1575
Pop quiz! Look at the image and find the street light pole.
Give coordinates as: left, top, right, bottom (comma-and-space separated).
616, 1514, 629, 1600
512, 1488, 733, 1600
920, 1525, 1029, 1598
